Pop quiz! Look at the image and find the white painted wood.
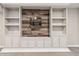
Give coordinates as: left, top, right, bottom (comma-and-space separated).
52, 24, 66, 26
68, 8, 79, 46
52, 35, 60, 48
20, 38, 28, 47
11, 33, 20, 47
1, 4, 79, 48
60, 8, 68, 48
68, 45, 79, 47
52, 19, 66, 25
12, 37, 19, 47
44, 38, 52, 48
52, 8, 66, 17
52, 17, 66, 19
2, 5, 68, 48
4, 8, 19, 17
52, 8, 67, 48
50, 7, 53, 37
0, 5, 5, 47
1, 48, 71, 52
5, 31, 19, 47
5, 17, 19, 19
49, 7, 54, 48
35, 38, 44, 48
20, 37, 34, 48
5, 24, 19, 26
60, 34, 67, 47
5, 36, 12, 47
19, 7, 21, 37
5, 18, 19, 24
28, 39, 35, 48
3, 7, 20, 47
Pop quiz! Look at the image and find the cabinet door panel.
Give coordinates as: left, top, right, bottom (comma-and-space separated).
28, 39, 35, 48
5, 37, 12, 47
60, 35, 67, 48
44, 38, 52, 48
53, 37, 60, 48
12, 37, 20, 47
36, 39, 44, 48
20, 38, 29, 48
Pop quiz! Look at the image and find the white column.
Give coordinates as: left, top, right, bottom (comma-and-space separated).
0, 4, 4, 47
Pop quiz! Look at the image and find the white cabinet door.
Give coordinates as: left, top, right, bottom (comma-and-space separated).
52, 32, 60, 48
5, 36, 12, 47
44, 38, 52, 48
28, 39, 35, 48
36, 39, 44, 48
53, 37, 60, 48
20, 37, 36, 48
52, 31, 67, 48
20, 38, 29, 48
60, 35, 67, 48
12, 37, 20, 47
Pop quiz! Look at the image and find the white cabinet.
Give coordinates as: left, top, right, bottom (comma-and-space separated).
53, 36, 60, 48
5, 36, 12, 47
44, 38, 52, 48
28, 39, 36, 48
36, 38, 44, 48
51, 8, 67, 48
3, 7, 20, 47
1, 6, 67, 48
60, 35, 67, 47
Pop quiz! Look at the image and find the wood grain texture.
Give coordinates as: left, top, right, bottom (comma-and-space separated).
22, 9, 49, 37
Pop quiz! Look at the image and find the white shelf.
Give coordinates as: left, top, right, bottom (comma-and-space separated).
6, 31, 19, 37
52, 24, 66, 26
6, 31, 19, 34
51, 8, 67, 36
5, 17, 19, 19
52, 17, 66, 19
5, 24, 19, 26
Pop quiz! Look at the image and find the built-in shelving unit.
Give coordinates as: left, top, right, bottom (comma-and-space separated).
4, 7, 20, 36
2, 6, 67, 48
52, 8, 66, 34
51, 8, 67, 47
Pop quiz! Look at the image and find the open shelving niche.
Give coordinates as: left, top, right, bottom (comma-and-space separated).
4, 7, 20, 37
51, 8, 67, 47
21, 9, 49, 37
3, 6, 68, 48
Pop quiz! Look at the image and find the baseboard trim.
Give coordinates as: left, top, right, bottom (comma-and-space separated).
68, 45, 79, 47
1, 48, 71, 52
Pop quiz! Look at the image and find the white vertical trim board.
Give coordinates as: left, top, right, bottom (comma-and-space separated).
68, 45, 79, 47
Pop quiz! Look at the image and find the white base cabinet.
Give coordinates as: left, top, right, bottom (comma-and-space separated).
0, 4, 68, 48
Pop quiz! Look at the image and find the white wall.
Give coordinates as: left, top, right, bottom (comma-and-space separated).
68, 8, 79, 46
